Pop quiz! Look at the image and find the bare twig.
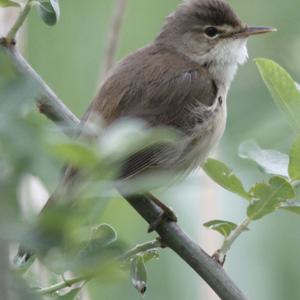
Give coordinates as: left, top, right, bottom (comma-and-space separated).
0, 46, 80, 135
102, 0, 128, 76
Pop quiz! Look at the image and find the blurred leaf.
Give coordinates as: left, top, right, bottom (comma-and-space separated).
289, 136, 300, 181
256, 58, 300, 132
74, 224, 124, 275
90, 224, 117, 248
203, 158, 250, 200
280, 201, 300, 215
51, 141, 99, 168
239, 140, 289, 177
247, 176, 295, 220
37, 0, 60, 25
0, 0, 19, 7
9, 275, 42, 300
203, 220, 238, 237
54, 288, 81, 300
130, 255, 147, 295
99, 119, 178, 162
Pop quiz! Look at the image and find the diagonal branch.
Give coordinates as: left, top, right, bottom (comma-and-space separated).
0, 43, 248, 300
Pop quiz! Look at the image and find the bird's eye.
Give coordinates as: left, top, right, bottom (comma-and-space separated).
204, 26, 219, 38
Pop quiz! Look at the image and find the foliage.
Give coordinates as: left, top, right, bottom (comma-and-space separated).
203, 58, 300, 256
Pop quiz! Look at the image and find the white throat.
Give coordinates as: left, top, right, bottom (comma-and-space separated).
205, 38, 248, 88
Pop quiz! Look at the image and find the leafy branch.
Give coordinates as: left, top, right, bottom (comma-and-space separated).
204, 59, 300, 263
37, 239, 161, 296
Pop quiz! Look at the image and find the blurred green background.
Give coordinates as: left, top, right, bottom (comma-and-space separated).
3, 0, 300, 299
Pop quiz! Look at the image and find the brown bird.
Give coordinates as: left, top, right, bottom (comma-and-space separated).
16, 0, 275, 263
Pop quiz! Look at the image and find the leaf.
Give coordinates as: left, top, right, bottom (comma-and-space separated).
203, 158, 250, 200
130, 255, 147, 295
37, 0, 60, 26
239, 140, 289, 177
0, 0, 19, 7
256, 58, 300, 132
289, 136, 300, 181
54, 288, 81, 300
75, 224, 123, 275
203, 220, 238, 237
89, 224, 118, 248
247, 176, 295, 220
51, 141, 99, 168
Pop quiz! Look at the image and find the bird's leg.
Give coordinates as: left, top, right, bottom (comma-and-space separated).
146, 193, 177, 233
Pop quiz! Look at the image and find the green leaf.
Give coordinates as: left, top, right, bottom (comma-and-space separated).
75, 224, 124, 275
203, 220, 238, 237
130, 255, 147, 295
203, 158, 250, 200
37, 0, 60, 26
54, 288, 81, 300
89, 224, 118, 248
0, 0, 19, 7
51, 141, 99, 168
239, 140, 289, 177
247, 176, 295, 220
256, 58, 300, 132
289, 136, 300, 181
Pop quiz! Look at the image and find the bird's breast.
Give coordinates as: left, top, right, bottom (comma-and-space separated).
178, 92, 227, 171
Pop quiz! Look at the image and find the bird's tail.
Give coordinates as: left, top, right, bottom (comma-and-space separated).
13, 245, 35, 272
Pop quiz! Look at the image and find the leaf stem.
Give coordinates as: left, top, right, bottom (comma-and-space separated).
36, 239, 161, 296
6, 0, 33, 43
219, 217, 251, 257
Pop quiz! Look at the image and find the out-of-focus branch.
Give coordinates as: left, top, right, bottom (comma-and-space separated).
0, 45, 80, 135
0, 45, 248, 300
102, 0, 128, 76
37, 239, 161, 296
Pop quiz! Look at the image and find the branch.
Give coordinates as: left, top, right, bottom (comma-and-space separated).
1, 45, 248, 300
220, 218, 251, 256
102, 0, 128, 76
0, 45, 80, 135
37, 239, 161, 295
5, 0, 32, 44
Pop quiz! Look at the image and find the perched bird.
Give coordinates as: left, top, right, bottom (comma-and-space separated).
16, 0, 275, 263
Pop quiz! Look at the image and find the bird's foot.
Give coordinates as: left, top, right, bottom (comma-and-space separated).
147, 203, 177, 233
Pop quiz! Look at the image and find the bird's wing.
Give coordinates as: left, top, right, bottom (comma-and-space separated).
85, 46, 218, 178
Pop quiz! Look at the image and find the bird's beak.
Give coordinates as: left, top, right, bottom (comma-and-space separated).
237, 26, 277, 38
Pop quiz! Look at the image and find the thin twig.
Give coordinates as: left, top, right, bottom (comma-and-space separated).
37, 239, 161, 295
219, 218, 251, 257
102, 0, 128, 76
6, 0, 32, 43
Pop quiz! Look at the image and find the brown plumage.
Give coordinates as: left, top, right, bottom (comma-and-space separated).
16, 0, 275, 263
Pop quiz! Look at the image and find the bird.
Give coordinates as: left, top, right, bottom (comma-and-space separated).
16, 0, 275, 264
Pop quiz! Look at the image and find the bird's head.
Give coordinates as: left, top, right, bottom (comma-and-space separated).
156, 0, 275, 69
